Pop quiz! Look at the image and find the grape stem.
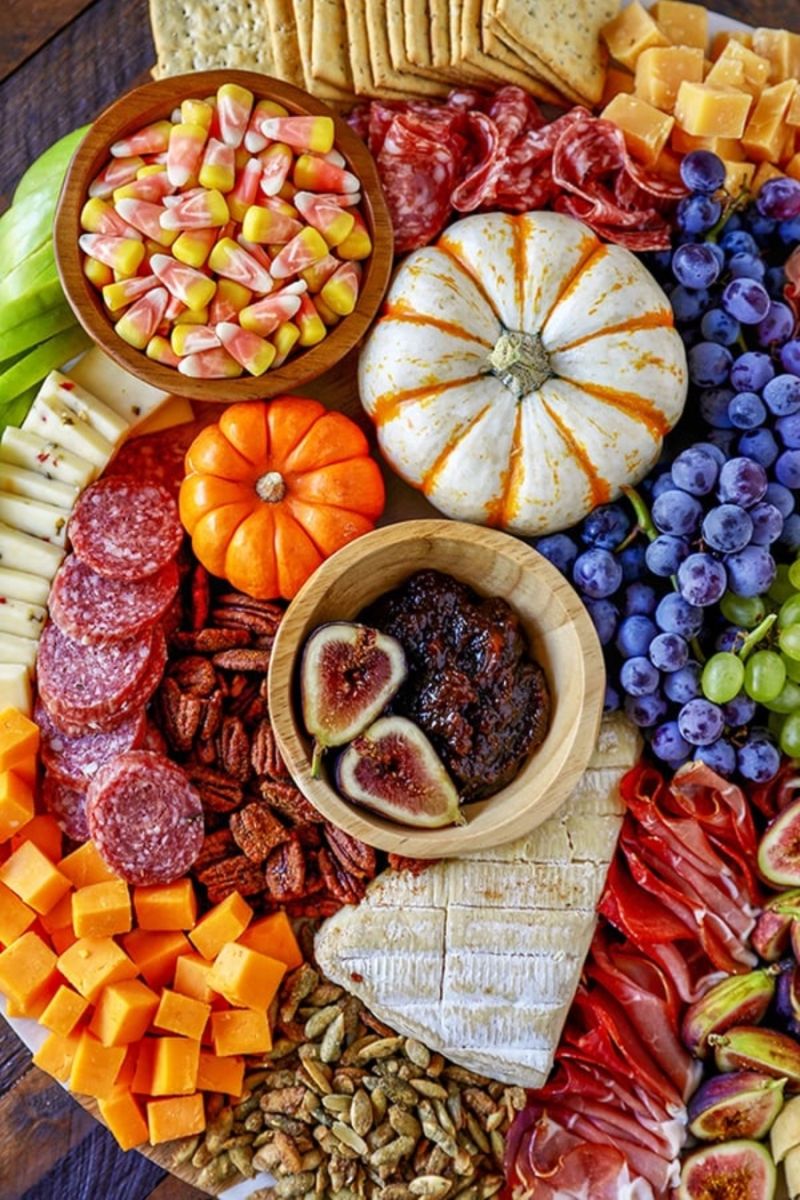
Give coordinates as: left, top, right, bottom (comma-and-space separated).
706, 187, 751, 243
621, 486, 657, 543
736, 613, 777, 661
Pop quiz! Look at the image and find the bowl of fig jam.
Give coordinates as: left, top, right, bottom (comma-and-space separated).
268, 519, 606, 857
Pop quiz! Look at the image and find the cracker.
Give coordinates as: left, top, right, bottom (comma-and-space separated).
403, 0, 434, 69
449, 0, 491, 84
493, 0, 616, 106
430, 0, 452, 69
482, 0, 577, 104
149, 0, 275, 76
311, 0, 355, 92
364, 0, 450, 96
343, 0, 411, 98
267, 0, 306, 87
459, 0, 561, 101
294, 0, 355, 101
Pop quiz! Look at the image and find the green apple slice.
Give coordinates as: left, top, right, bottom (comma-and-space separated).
0, 243, 59, 312
13, 125, 88, 204
0, 303, 76, 363
0, 190, 59, 276
0, 326, 91, 420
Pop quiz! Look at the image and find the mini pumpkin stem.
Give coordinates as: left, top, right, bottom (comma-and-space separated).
487, 329, 552, 397
256, 471, 287, 503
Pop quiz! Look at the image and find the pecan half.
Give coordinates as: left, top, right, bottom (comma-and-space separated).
186, 765, 243, 812
318, 848, 366, 906
324, 825, 377, 880
230, 802, 290, 862
217, 715, 252, 782
252, 719, 289, 779
212, 647, 272, 673
194, 829, 236, 874
265, 837, 306, 901
158, 677, 204, 753
259, 781, 320, 826
199, 689, 224, 740
173, 627, 252, 653
168, 655, 218, 697
198, 854, 265, 902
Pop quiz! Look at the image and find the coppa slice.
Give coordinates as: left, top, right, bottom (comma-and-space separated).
68, 476, 184, 580
87, 750, 204, 884
34, 698, 147, 787
48, 555, 179, 644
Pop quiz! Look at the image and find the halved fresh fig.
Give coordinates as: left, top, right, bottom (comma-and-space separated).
758, 797, 800, 886
336, 715, 464, 829
752, 889, 800, 961
710, 1025, 800, 1089
301, 622, 407, 776
678, 1140, 776, 1200
688, 1071, 786, 1142
681, 969, 778, 1059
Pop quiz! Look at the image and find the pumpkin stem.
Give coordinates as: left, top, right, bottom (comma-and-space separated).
486, 330, 552, 397
256, 471, 287, 503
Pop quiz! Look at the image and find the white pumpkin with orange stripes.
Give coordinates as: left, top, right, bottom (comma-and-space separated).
358, 211, 688, 535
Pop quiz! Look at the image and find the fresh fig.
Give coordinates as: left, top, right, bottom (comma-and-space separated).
301, 622, 407, 775
677, 1140, 776, 1200
759, 798, 800, 886
770, 1094, 800, 1164
752, 890, 800, 961
682, 970, 778, 1058
792, 919, 800, 964
688, 1071, 786, 1142
710, 1025, 800, 1090
336, 715, 464, 829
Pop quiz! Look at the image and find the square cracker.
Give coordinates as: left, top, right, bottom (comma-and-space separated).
429, 0, 452, 69
493, 0, 616, 106
459, 0, 563, 101
364, 0, 451, 95
267, 0, 306, 87
482, 0, 582, 104
343, 0, 413, 98
149, 0, 275, 76
293, 0, 355, 101
394, 0, 469, 84
311, 0, 355, 92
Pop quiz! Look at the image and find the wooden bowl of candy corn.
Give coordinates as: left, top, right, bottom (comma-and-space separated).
53, 70, 393, 402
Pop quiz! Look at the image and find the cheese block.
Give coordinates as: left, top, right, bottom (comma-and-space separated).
68, 348, 169, 428
602, 93, 674, 165
601, 1, 669, 72
132, 396, 194, 438
674, 81, 753, 138
315, 715, 641, 1089
650, 0, 708, 50
713, 41, 771, 98
0, 568, 50, 607
0, 632, 40, 672
741, 80, 798, 163
23, 394, 116, 471
38, 372, 129, 447
0, 429, 96, 489
752, 27, 800, 86
635, 45, 704, 112
0, 598, 47, 642
0, 521, 64, 580
0, 494, 69, 547
0, 464, 77, 512
0, 665, 32, 715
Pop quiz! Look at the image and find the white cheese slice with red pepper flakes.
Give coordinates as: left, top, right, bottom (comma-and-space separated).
0, 428, 97, 488
315, 714, 640, 1089
68, 346, 169, 428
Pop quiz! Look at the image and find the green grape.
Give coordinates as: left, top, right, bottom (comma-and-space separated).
744, 649, 787, 703
779, 594, 800, 630
768, 710, 787, 739
720, 593, 766, 629
789, 560, 800, 591
770, 564, 796, 605
781, 712, 800, 757
702, 652, 745, 704
780, 624, 800, 662
783, 653, 800, 683
765, 680, 800, 714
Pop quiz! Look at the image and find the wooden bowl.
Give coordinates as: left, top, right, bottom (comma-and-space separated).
268, 520, 606, 857
53, 70, 393, 402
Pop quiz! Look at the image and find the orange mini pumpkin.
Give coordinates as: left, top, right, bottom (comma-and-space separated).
179, 397, 385, 599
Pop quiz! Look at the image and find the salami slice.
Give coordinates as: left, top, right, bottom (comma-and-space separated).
87, 750, 204, 884
41, 772, 89, 841
35, 697, 146, 787
49, 555, 179, 644
69, 476, 184, 581
105, 421, 206, 497
377, 115, 459, 252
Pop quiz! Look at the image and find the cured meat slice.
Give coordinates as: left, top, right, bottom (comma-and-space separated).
37, 621, 162, 729
49, 555, 179, 644
69, 476, 184, 580
41, 773, 89, 841
87, 750, 204, 884
35, 697, 147, 787
105, 421, 207, 497
377, 114, 459, 252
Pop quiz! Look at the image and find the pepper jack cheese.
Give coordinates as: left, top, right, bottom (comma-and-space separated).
674, 82, 752, 139
635, 45, 704, 112
601, 92, 675, 165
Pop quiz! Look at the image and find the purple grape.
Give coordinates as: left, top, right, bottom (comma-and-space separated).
619, 543, 647, 582
764, 374, 800, 416
645, 534, 690, 577
534, 533, 578, 576
779, 216, 800, 245
737, 734, 780, 782
728, 391, 766, 430
737, 429, 779, 469
730, 351, 775, 393
694, 739, 736, 777
625, 692, 668, 728
775, 449, 800, 489
728, 252, 766, 282
680, 150, 725, 195
573, 548, 623, 599
655, 592, 703, 638
651, 471, 677, 498
664, 662, 702, 704
671, 243, 722, 289
670, 285, 711, 324
725, 544, 777, 597
695, 441, 727, 467
716, 626, 745, 653
748, 212, 777, 243
757, 177, 800, 220
689, 342, 734, 387
677, 553, 727, 606
780, 340, 800, 377
748, 501, 784, 546
676, 193, 722, 235
722, 278, 771, 325
701, 308, 740, 346
718, 457, 768, 507
702, 503, 753, 553
700, 387, 735, 429
776, 413, 800, 448
757, 302, 795, 348
678, 698, 725, 747
586, 599, 619, 646
650, 721, 691, 765
765, 482, 795, 518
649, 632, 689, 672
780, 514, 800, 552
623, 581, 657, 616
620, 656, 660, 696
579, 504, 630, 549
616, 614, 658, 659
722, 692, 757, 726
604, 684, 620, 712
652, 489, 703, 536
670, 446, 719, 495
720, 229, 757, 256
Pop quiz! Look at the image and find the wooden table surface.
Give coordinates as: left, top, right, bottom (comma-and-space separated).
0, 0, 799, 1195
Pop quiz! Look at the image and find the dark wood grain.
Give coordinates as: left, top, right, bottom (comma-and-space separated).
0, 0, 98, 85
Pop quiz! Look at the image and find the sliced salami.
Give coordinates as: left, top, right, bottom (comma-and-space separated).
49, 555, 179, 644
41, 773, 89, 841
105, 422, 205, 497
87, 750, 204, 884
377, 115, 459, 252
35, 697, 146, 787
69, 476, 184, 581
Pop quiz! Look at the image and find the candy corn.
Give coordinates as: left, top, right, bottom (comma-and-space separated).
111, 121, 172, 158
174, 305, 209, 325
216, 322, 276, 376
171, 324, 221, 355
314, 295, 341, 326
217, 83, 254, 149
324, 148, 347, 168
271, 321, 301, 366
262, 194, 300, 219
244, 100, 290, 153
208, 238, 273, 294
114, 198, 177, 246
241, 205, 302, 245
163, 293, 186, 322
150, 253, 217, 310
237, 237, 272, 272
256, 116, 335, 155
228, 157, 263, 221
113, 171, 175, 204
83, 256, 114, 288
102, 274, 159, 312
209, 279, 252, 324
320, 261, 361, 316
337, 209, 372, 260
300, 253, 339, 293
114, 286, 169, 349
146, 335, 182, 367
167, 123, 209, 188
160, 189, 230, 230
296, 294, 327, 346
80, 197, 142, 240
293, 155, 359, 194
181, 98, 214, 131
259, 143, 294, 197
199, 138, 236, 193
78, 233, 146, 276
270, 227, 328, 279
293, 192, 355, 247
172, 226, 217, 268
178, 348, 243, 378
239, 284, 305, 336
89, 156, 145, 199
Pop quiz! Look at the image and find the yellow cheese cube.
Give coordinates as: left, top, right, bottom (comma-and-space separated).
752, 161, 785, 195
786, 154, 800, 181
59, 841, 119, 889
151, 1036, 201, 1096
601, 67, 635, 107
147, 1093, 206, 1144
0, 879, 35, 946
0, 708, 39, 773
601, 93, 674, 165
705, 55, 745, 91
33, 1031, 81, 1083
635, 46, 704, 112
650, 1, 708, 51
98, 1090, 150, 1151
0, 840, 71, 914
674, 82, 752, 138
0, 930, 57, 1010
787, 86, 800, 127
671, 128, 745, 160
722, 159, 756, 195
601, 1, 669, 71
58, 936, 138, 1003
714, 41, 773, 98
741, 80, 798, 164
69, 1030, 126, 1099
752, 28, 800, 85
711, 31, 752, 60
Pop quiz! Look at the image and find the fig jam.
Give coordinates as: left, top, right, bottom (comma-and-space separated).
362, 569, 550, 801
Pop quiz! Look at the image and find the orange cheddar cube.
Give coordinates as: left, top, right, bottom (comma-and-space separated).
780, 127, 797, 166
601, 93, 674, 166
741, 80, 798, 163
601, 2, 669, 71
0, 840, 71, 914
59, 841, 119, 889
211, 1008, 271, 1056
174, 952, 218, 1003
752, 161, 785, 194
0, 708, 39, 773
154, 988, 211, 1040
0, 930, 57, 1009
712, 41, 772, 98
210, 942, 286, 1011
650, 1, 708, 50
98, 1090, 150, 1151
40, 889, 75, 935
50, 926, 78, 955
787, 87, 800, 127
121, 929, 191, 988
33, 1030, 81, 1082
10, 755, 36, 789
131, 1038, 158, 1094
601, 67, 635, 108
11, 813, 61, 861
674, 82, 752, 139
134, 878, 197, 930
635, 45, 704, 112
147, 1093, 206, 1144
40, 985, 91, 1037
151, 1036, 201, 1095
0, 770, 34, 842
237, 911, 303, 970
89, 978, 160, 1046
57, 936, 138, 1002
72, 879, 132, 939
752, 28, 800, 86
671, 127, 745, 160
196, 1050, 245, 1096
0, 879, 35, 945
711, 30, 753, 60
189, 892, 252, 961
69, 1030, 126, 1099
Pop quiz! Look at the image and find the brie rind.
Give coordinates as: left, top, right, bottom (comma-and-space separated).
315, 714, 640, 1088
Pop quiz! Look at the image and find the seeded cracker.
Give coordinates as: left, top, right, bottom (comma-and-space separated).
365, 0, 451, 96
430, 0, 453, 68
311, 0, 355, 93
149, 0, 275, 77
266, 0, 306, 88
459, 0, 561, 101
493, 0, 617, 106
482, 0, 580, 104
398, 0, 478, 85
343, 0, 411, 99
293, 0, 355, 102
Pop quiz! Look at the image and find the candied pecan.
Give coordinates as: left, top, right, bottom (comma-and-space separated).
168, 655, 218, 697
211, 608, 280, 639
194, 829, 236, 873
212, 647, 272, 673
230, 802, 290, 862
172, 627, 252, 653
224, 676, 260, 718
214, 593, 283, 625
158, 678, 204, 753
194, 737, 217, 766
284, 897, 344, 919
191, 565, 211, 631
199, 690, 224, 740
318, 847, 366, 906
387, 853, 435, 876
324, 825, 377, 880
251, 719, 289, 780
217, 715, 252, 782
294, 823, 323, 850
198, 854, 265, 902
186, 765, 243, 812
264, 837, 306, 901
241, 695, 267, 727
260, 781, 319, 825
